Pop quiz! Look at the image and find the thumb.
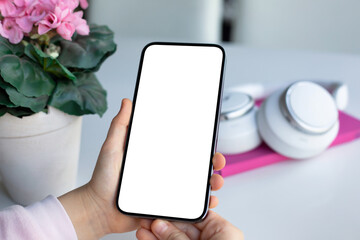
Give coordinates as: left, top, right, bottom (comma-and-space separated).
102, 98, 132, 152
151, 220, 190, 240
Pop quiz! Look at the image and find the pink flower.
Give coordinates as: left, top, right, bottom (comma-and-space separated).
56, 0, 80, 12
79, 0, 87, 9
65, 10, 88, 35
0, 0, 90, 43
56, 21, 74, 40
39, 4, 89, 39
74, 16, 88, 35
0, 0, 18, 16
0, 18, 24, 44
13, 0, 34, 8
15, 15, 33, 32
27, 3, 47, 22
38, 12, 60, 34
37, 6, 65, 34
14, 1, 46, 33
38, 0, 57, 12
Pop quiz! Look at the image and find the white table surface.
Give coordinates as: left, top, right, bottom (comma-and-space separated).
1, 38, 360, 240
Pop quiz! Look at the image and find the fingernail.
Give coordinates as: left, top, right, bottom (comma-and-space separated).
154, 220, 168, 235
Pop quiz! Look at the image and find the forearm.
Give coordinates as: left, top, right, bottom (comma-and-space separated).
59, 185, 110, 240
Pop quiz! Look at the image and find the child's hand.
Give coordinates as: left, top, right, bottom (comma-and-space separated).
59, 99, 226, 240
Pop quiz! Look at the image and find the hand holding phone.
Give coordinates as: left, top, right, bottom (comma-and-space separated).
61, 99, 227, 238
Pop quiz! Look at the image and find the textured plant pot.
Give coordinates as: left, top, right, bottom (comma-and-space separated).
0, 107, 82, 205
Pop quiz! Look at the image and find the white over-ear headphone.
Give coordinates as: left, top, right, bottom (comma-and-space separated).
217, 80, 347, 159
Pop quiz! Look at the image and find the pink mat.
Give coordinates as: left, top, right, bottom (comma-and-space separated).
216, 111, 360, 177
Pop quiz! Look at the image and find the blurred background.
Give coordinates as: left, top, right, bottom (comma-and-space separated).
83, 2, 360, 240
87, 0, 360, 54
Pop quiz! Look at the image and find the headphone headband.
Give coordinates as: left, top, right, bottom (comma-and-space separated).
226, 80, 348, 110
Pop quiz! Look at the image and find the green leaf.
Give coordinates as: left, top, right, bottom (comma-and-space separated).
0, 36, 24, 57
9, 107, 35, 118
49, 72, 107, 116
0, 87, 16, 107
0, 106, 35, 118
24, 44, 76, 81
0, 78, 48, 112
54, 25, 117, 72
0, 106, 7, 117
0, 55, 55, 97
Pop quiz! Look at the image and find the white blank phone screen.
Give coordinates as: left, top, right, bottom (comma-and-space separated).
118, 44, 224, 220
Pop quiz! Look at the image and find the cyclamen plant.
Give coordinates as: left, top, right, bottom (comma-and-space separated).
0, 0, 116, 117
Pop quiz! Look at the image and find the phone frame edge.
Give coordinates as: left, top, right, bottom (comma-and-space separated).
116, 42, 226, 223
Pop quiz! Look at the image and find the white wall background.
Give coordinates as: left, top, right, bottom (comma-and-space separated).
88, 0, 223, 42
88, 0, 360, 54
233, 0, 360, 54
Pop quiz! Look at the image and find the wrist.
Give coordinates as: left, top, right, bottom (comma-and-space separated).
59, 185, 110, 240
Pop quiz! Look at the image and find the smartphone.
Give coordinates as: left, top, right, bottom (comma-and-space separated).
117, 42, 225, 222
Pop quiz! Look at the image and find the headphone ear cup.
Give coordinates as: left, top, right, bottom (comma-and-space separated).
257, 83, 339, 159
217, 106, 262, 154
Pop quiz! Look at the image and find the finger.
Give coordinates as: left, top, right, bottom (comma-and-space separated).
209, 195, 219, 209
151, 220, 190, 240
194, 210, 222, 231
212, 153, 226, 171
194, 211, 244, 240
210, 174, 224, 191
171, 222, 201, 239
140, 218, 153, 230
104, 98, 132, 149
136, 227, 158, 240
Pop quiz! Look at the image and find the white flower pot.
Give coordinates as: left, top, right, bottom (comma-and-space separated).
0, 107, 82, 206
